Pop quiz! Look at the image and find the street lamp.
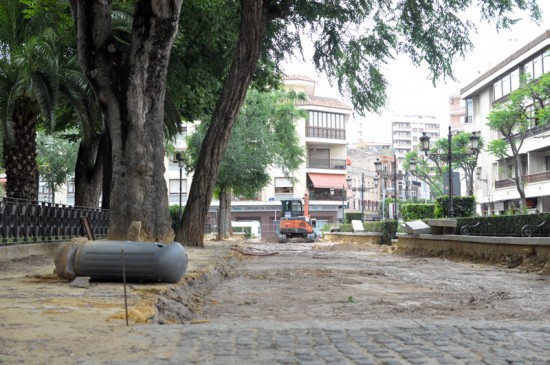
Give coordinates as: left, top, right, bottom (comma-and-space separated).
374, 155, 402, 220
419, 126, 480, 217
175, 152, 184, 221
346, 172, 378, 222
329, 186, 346, 223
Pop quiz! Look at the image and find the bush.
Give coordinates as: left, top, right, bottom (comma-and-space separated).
169, 205, 183, 230
401, 204, 435, 221
233, 226, 253, 239
435, 196, 476, 218
456, 213, 550, 237
345, 212, 362, 223
363, 220, 398, 244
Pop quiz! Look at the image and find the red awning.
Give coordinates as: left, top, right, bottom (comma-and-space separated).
307, 173, 347, 189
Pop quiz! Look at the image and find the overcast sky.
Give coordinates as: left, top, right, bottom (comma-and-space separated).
282, 2, 550, 143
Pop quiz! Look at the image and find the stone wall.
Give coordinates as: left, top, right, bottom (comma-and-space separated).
397, 234, 550, 261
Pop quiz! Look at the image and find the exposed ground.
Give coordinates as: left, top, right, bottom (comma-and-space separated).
1, 237, 549, 363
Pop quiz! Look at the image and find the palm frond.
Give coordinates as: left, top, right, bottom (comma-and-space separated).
31, 71, 58, 129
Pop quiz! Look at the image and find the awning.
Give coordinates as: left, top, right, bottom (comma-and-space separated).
307, 173, 347, 189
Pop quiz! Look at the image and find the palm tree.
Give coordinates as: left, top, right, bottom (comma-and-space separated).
0, 35, 58, 200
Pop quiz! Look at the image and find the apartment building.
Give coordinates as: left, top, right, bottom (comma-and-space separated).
460, 29, 550, 215
449, 93, 467, 133
391, 114, 441, 166
191, 75, 354, 235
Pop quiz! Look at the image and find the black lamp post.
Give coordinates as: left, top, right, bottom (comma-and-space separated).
419, 126, 480, 217
175, 152, 184, 221
346, 172, 378, 222
374, 155, 401, 220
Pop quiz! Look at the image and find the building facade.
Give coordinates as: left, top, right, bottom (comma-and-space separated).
461, 29, 550, 215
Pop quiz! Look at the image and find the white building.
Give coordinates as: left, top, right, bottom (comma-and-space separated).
461, 29, 550, 215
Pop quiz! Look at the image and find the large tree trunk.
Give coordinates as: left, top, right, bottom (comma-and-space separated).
71, 1, 182, 242
177, 0, 271, 247
74, 134, 103, 208
4, 104, 38, 201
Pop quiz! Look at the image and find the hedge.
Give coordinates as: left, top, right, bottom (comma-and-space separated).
435, 196, 476, 218
456, 213, 550, 237
401, 204, 435, 221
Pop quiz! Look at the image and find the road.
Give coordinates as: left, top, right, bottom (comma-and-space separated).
1, 240, 550, 364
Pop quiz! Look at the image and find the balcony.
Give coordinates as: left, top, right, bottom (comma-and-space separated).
495, 171, 550, 189
309, 189, 346, 201
306, 158, 347, 170
306, 127, 345, 140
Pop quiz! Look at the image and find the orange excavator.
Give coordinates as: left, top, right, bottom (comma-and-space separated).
278, 192, 317, 243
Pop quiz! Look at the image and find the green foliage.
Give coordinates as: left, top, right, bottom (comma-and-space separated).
345, 212, 362, 223
363, 220, 398, 244
401, 204, 435, 221
232, 226, 252, 239
435, 196, 476, 218
185, 89, 305, 197
36, 132, 78, 199
457, 213, 550, 237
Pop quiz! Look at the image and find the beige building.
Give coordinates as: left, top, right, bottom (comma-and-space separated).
461, 29, 550, 215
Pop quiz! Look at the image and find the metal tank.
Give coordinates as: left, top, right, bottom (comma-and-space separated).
73, 240, 187, 283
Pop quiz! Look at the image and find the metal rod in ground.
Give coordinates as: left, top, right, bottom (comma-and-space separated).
121, 249, 129, 326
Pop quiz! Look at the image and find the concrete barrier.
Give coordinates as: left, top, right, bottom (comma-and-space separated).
397, 233, 550, 260
0, 242, 63, 261
323, 232, 383, 244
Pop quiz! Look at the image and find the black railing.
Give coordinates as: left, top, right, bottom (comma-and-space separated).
306, 127, 346, 140
0, 197, 109, 244
306, 158, 346, 170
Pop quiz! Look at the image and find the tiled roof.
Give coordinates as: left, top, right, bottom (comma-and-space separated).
283, 74, 316, 82
303, 95, 353, 111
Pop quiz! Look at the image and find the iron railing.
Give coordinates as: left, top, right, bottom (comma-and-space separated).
306, 158, 347, 170
0, 197, 109, 244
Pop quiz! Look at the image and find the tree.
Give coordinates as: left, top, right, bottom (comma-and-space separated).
185, 89, 305, 239
0, 11, 59, 200
487, 72, 550, 209
404, 131, 483, 198
36, 132, 78, 203
70, 1, 183, 242
177, 0, 542, 247
66, 0, 540, 246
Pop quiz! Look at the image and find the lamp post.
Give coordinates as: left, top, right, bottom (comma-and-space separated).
329, 186, 345, 223
346, 172, 378, 222
419, 126, 480, 217
175, 152, 184, 221
374, 155, 401, 220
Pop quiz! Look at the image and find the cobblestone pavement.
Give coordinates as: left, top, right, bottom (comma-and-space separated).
132, 319, 550, 365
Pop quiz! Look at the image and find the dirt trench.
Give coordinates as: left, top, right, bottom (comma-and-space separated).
156, 239, 550, 324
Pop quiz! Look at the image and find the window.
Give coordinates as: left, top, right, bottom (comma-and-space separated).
169, 179, 187, 194
67, 180, 75, 194
465, 98, 473, 123
275, 177, 293, 194
546, 156, 550, 172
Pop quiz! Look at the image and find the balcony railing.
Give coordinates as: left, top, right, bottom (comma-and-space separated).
309, 190, 346, 201
306, 158, 346, 170
495, 170, 550, 188
306, 127, 345, 140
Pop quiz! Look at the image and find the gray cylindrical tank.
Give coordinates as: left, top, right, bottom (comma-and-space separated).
73, 241, 188, 283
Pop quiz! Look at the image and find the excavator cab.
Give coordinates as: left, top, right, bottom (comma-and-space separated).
278, 197, 316, 243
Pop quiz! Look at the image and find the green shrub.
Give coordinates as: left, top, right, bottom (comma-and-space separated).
345, 212, 362, 223
401, 204, 435, 221
456, 213, 550, 236
233, 226, 252, 239
435, 196, 476, 217
363, 220, 398, 244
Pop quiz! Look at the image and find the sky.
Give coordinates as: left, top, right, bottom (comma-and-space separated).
282, 2, 550, 144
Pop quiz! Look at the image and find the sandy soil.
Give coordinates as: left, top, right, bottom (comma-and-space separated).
1, 238, 549, 363
174, 239, 550, 323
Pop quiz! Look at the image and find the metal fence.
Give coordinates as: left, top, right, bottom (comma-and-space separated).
0, 197, 109, 244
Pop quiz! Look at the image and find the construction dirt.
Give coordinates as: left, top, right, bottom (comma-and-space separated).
1, 237, 550, 363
